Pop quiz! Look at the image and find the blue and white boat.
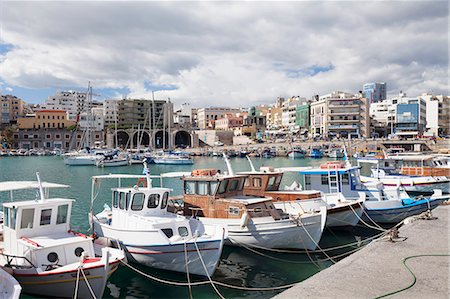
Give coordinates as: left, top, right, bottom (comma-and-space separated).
308, 148, 323, 158
298, 160, 449, 224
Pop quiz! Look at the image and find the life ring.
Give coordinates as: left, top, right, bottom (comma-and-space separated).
136, 178, 147, 187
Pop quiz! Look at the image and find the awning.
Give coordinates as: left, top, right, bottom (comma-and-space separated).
395, 131, 418, 135
0, 181, 69, 192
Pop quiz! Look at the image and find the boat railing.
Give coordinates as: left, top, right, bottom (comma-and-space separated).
1, 252, 36, 268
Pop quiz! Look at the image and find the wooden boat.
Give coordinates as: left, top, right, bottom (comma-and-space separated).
181, 157, 326, 250
0, 176, 125, 298
90, 171, 226, 277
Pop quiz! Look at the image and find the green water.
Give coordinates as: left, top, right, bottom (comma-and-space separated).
0, 156, 377, 299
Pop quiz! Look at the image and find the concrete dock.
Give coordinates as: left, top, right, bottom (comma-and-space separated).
274, 205, 449, 299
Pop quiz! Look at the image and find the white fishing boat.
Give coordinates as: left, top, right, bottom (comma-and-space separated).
298, 159, 449, 224
64, 153, 104, 165
287, 147, 306, 159
152, 153, 194, 165
0, 267, 21, 299
182, 157, 327, 250
240, 157, 364, 228
90, 170, 226, 277
0, 176, 125, 298
328, 149, 344, 158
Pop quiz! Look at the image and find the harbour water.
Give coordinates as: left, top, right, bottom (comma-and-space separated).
0, 156, 378, 298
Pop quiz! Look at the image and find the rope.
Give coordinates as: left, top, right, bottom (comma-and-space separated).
297, 219, 337, 264
73, 267, 81, 299
80, 267, 97, 299
183, 242, 193, 299
374, 254, 450, 299
193, 238, 225, 299
349, 202, 388, 232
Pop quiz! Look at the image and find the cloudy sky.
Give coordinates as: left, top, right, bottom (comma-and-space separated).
0, 1, 448, 107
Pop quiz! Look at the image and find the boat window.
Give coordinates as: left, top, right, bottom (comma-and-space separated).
229, 179, 239, 191
178, 226, 189, 237
275, 176, 282, 185
9, 208, 17, 229
74, 247, 84, 257
131, 193, 145, 211
113, 191, 118, 208
4, 208, 9, 228
304, 175, 311, 187
218, 180, 229, 194
161, 192, 169, 209
57, 204, 68, 224
267, 176, 278, 191
210, 181, 218, 194
341, 174, 349, 185
40, 209, 52, 226
184, 181, 196, 195
253, 177, 262, 188
321, 175, 328, 185
229, 206, 240, 215
238, 179, 245, 191
161, 228, 174, 238
119, 192, 125, 209
244, 178, 250, 187
198, 181, 209, 195
47, 252, 58, 263
20, 208, 34, 229
125, 192, 130, 210
253, 207, 262, 214
148, 194, 160, 209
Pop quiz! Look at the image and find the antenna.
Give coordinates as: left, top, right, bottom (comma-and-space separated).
35, 172, 45, 202
223, 153, 235, 176
246, 156, 256, 172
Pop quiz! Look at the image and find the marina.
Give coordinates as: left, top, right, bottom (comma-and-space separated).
0, 152, 448, 298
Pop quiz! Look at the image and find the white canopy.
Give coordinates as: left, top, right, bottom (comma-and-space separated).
0, 181, 70, 192
92, 172, 191, 180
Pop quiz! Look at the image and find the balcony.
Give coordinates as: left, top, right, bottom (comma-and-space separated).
328, 124, 359, 130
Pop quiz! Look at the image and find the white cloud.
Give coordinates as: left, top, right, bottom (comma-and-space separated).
0, 1, 447, 106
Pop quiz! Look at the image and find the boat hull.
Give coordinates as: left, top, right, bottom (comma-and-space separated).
97, 159, 129, 167
360, 176, 450, 194
63, 156, 103, 166
288, 151, 305, 159
153, 159, 194, 165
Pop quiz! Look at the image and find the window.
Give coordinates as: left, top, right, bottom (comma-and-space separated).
342, 174, 349, 185
148, 194, 160, 208
218, 180, 229, 194
178, 226, 189, 237
238, 179, 245, 191
57, 205, 68, 224
244, 178, 250, 187
253, 177, 262, 188
118, 192, 125, 209
40, 209, 52, 225
75, 247, 84, 257
161, 192, 169, 209
305, 175, 311, 187
198, 181, 209, 195
229, 206, 240, 215
131, 193, 145, 211
229, 179, 239, 191
125, 192, 130, 210
46, 134, 51, 139
162, 228, 174, 238
184, 181, 196, 195
20, 208, 34, 229
321, 174, 328, 185
210, 181, 218, 194
275, 176, 282, 185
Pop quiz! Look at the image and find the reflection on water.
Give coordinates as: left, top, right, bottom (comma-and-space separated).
1, 156, 380, 299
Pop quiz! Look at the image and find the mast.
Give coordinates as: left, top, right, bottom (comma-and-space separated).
163, 101, 166, 150
152, 91, 156, 150
114, 100, 118, 148
168, 98, 171, 150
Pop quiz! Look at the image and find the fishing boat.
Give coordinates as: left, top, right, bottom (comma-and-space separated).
298, 160, 449, 224
0, 176, 125, 298
328, 149, 344, 158
240, 158, 364, 228
308, 148, 323, 158
96, 151, 130, 167
90, 170, 226, 277
0, 267, 21, 299
181, 156, 326, 250
287, 147, 306, 159
358, 159, 450, 193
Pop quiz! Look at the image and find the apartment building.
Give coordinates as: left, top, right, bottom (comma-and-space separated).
310, 91, 370, 138
1, 95, 26, 125
420, 93, 449, 136
196, 107, 240, 129
79, 107, 105, 132
116, 98, 169, 129
215, 114, 243, 130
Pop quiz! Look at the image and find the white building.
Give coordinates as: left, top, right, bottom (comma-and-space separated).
103, 99, 118, 127
174, 103, 193, 126
281, 96, 307, 129
41, 91, 88, 120
79, 107, 105, 132
196, 107, 240, 129
420, 93, 449, 136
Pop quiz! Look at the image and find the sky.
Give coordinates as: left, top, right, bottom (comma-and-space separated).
0, 1, 448, 107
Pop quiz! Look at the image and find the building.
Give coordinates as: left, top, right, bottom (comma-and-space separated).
295, 103, 310, 132
116, 98, 169, 129
174, 103, 193, 127
215, 114, 243, 130
79, 107, 105, 132
370, 99, 396, 137
420, 93, 449, 137
103, 99, 118, 128
40, 91, 90, 120
281, 97, 307, 129
17, 110, 75, 130
310, 91, 370, 138
363, 82, 387, 103
196, 107, 240, 129
1, 95, 26, 125
395, 98, 427, 137
266, 107, 283, 129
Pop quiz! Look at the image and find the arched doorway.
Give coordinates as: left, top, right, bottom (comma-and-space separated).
174, 131, 191, 148
132, 131, 150, 148
154, 131, 169, 149
115, 131, 129, 149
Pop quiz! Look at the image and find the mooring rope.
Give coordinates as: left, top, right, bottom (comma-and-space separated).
183, 242, 193, 299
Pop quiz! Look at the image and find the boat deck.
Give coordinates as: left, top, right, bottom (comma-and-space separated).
274, 205, 449, 298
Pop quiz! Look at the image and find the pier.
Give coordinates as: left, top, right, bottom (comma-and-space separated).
274, 205, 449, 298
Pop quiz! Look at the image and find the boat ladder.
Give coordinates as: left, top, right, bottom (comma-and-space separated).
327, 165, 339, 193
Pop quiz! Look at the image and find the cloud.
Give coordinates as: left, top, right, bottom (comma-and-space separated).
0, 1, 447, 107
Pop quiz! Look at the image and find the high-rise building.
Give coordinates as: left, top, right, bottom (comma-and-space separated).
363, 82, 387, 103
1, 95, 26, 125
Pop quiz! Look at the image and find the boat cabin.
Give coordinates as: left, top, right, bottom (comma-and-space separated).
1, 198, 94, 270
182, 170, 287, 220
